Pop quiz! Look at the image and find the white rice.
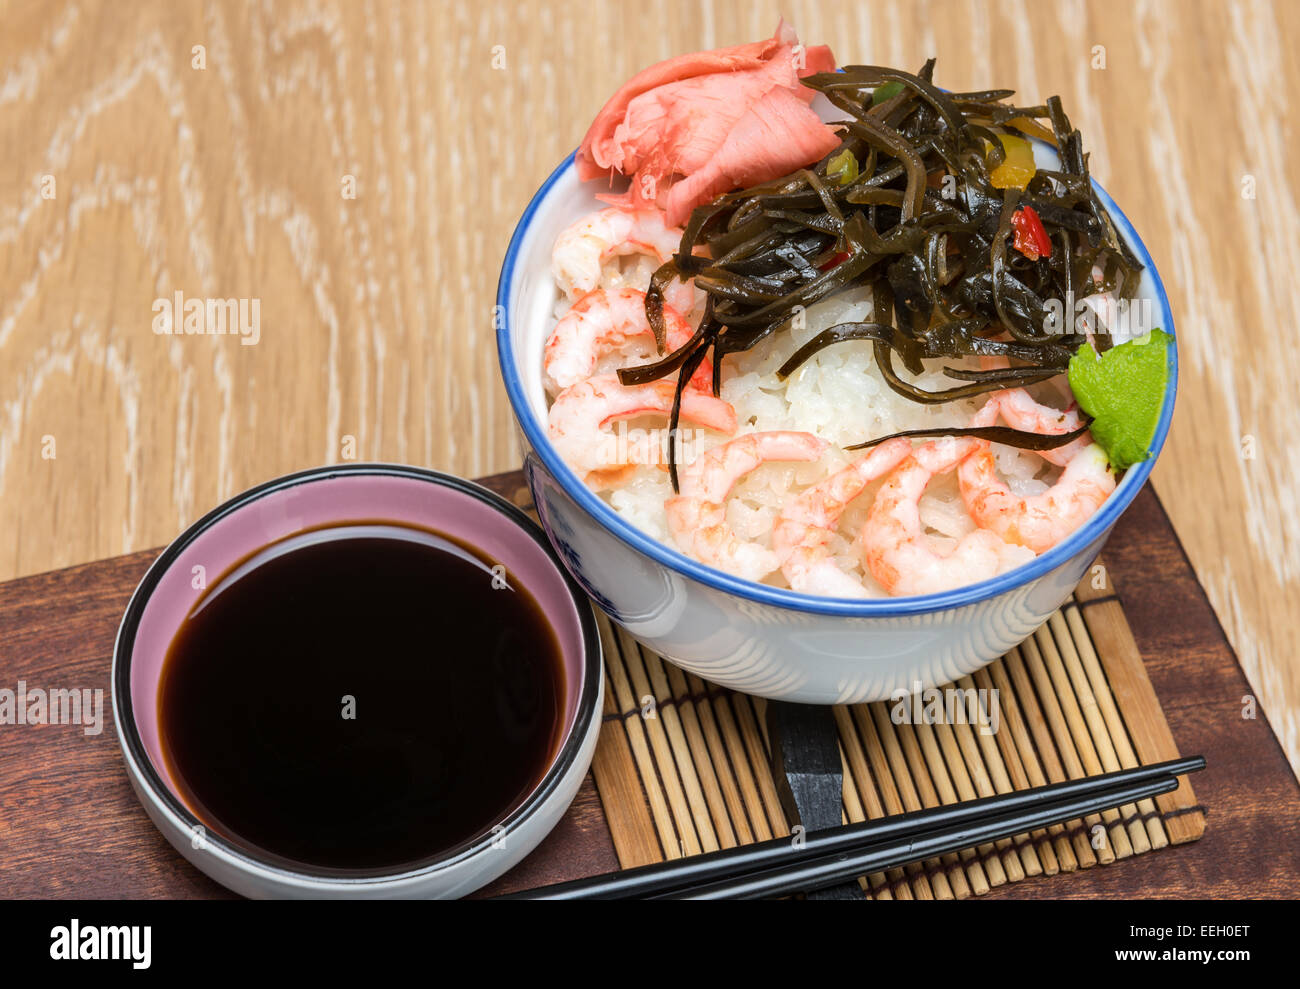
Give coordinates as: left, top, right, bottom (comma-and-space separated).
547, 257, 1060, 596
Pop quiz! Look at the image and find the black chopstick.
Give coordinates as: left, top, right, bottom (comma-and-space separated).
498, 755, 1204, 900
659, 775, 1178, 899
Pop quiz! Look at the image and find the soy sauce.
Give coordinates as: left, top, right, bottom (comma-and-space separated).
158, 522, 564, 873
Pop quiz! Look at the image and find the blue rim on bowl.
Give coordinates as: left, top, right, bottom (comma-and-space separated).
112, 463, 603, 889
496, 151, 1177, 618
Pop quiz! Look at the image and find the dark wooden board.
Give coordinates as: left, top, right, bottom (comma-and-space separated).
984, 486, 1300, 898
0, 473, 1296, 899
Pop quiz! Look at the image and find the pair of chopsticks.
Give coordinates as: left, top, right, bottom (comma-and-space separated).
498, 755, 1204, 900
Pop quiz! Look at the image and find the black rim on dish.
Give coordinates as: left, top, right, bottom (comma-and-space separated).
111, 462, 603, 884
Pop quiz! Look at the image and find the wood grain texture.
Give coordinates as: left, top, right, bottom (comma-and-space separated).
0, 473, 1295, 898
1, 1, 1297, 780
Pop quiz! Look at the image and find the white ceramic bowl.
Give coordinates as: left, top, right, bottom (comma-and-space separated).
496, 153, 1176, 704
113, 464, 603, 898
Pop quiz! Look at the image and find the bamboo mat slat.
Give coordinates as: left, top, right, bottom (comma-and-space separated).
588, 590, 1204, 899
499, 480, 1205, 899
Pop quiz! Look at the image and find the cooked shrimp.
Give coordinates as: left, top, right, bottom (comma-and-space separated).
552, 207, 695, 314
859, 435, 1030, 597
666, 431, 828, 582
772, 438, 913, 597
543, 288, 712, 396
969, 355, 1089, 466
547, 374, 736, 490
996, 387, 1090, 467
958, 440, 1115, 553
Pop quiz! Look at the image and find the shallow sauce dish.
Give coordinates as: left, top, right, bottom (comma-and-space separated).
496, 147, 1176, 704
112, 464, 603, 898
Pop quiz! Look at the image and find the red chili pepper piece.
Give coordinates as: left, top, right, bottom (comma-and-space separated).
1011, 205, 1052, 261
819, 250, 851, 271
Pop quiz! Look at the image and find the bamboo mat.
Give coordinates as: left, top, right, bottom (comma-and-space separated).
502, 482, 1205, 899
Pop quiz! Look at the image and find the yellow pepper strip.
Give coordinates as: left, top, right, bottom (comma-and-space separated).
988, 133, 1036, 189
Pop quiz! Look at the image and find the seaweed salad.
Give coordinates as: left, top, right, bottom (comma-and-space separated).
615, 60, 1146, 489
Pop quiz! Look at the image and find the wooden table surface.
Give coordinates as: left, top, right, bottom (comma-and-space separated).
1, 0, 1297, 779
